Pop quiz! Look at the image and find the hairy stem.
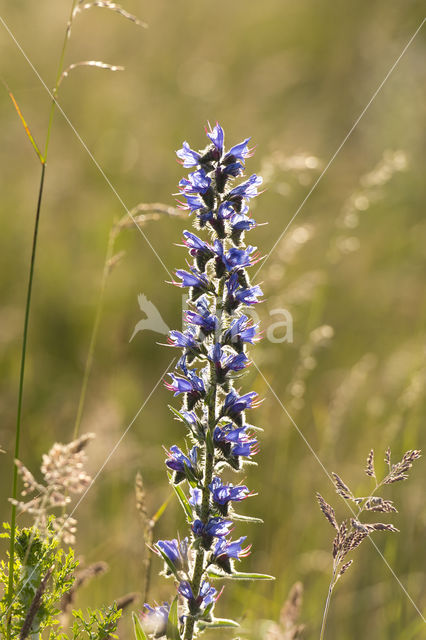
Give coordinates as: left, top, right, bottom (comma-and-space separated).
184, 280, 224, 640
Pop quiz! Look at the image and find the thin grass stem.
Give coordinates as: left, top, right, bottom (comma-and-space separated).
73, 224, 119, 438
6, 162, 46, 639
319, 566, 337, 640
7, 4, 78, 635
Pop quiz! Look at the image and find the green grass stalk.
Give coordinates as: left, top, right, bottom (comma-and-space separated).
6, 163, 45, 638
6, 3, 78, 636
73, 223, 119, 438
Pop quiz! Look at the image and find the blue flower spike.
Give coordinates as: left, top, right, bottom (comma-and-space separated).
145, 124, 268, 638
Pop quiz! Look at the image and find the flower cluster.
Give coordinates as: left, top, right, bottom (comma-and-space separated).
142, 124, 264, 639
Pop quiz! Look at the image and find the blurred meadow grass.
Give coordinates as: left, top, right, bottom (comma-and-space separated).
0, 1, 425, 638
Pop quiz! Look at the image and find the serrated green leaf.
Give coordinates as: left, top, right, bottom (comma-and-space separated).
166, 596, 181, 639
132, 612, 148, 640
207, 568, 275, 581
232, 513, 263, 523
169, 476, 193, 521
198, 618, 240, 630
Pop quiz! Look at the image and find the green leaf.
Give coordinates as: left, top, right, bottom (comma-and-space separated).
207, 568, 275, 581
152, 492, 172, 524
132, 612, 148, 640
169, 476, 193, 521
198, 618, 240, 630
168, 404, 188, 423
232, 513, 263, 523
166, 596, 181, 639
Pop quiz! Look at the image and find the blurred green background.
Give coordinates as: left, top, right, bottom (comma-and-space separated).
1, 1, 425, 638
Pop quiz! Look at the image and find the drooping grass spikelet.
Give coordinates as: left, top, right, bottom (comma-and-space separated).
317, 446, 421, 640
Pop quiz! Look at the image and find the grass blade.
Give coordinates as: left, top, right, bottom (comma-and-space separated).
166, 596, 181, 639
1, 79, 43, 164
132, 612, 148, 640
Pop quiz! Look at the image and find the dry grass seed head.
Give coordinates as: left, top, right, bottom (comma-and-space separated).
331, 473, 354, 501
365, 449, 375, 478
316, 493, 338, 530
384, 449, 421, 484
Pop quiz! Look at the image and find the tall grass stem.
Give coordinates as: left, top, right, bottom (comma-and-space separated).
319, 567, 336, 640
6, 162, 46, 639
7, 3, 78, 635
73, 224, 119, 438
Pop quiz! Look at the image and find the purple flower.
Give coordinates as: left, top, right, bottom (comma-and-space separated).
189, 486, 202, 507
156, 537, 188, 571
214, 424, 259, 459
207, 344, 249, 383
223, 315, 259, 350
208, 344, 249, 374
206, 122, 224, 155
212, 536, 251, 572
224, 246, 257, 271
223, 161, 244, 177
182, 231, 215, 270
168, 327, 199, 350
224, 138, 252, 164
179, 168, 212, 195
192, 516, 233, 550
176, 141, 201, 168
165, 445, 198, 473
208, 342, 223, 364
229, 174, 263, 200
165, 371, 205, 398
141, 602, 170, 637
185, 296, 217, 334
175, 268, 210, 293
192, 517, 233, 539
217, 202, 236, 220
230, 212, 257, 232
178, 580, 218, 614
183, 231, 212, 254
177, 580, 193, 600
235, 284, 263, 306
222, 390, 259, 424
209, 476, 252, 506
222, 352, 249, 372
225, 272, 263, 311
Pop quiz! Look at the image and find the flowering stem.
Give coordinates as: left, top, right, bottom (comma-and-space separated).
146, 124, 263, 639
184, 281, 224, 640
